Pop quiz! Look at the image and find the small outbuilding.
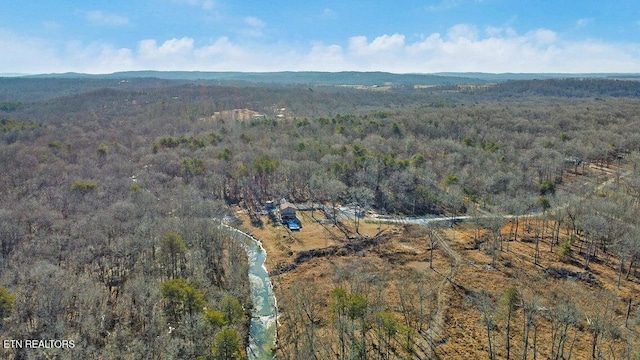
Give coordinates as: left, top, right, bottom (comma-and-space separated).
264, 201, 276, 213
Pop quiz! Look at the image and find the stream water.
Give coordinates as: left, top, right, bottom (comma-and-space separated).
221, 223, 278, 360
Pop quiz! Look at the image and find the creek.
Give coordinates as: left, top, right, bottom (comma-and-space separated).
221, 223, 278, 360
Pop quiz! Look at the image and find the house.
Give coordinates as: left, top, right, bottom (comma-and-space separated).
280, 202, 297, 220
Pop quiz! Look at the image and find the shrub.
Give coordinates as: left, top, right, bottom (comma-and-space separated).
558, 236, 574, 261
540, 180, 556, 195
70, 180, 98, 194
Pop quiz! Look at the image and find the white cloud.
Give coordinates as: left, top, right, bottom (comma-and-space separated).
321, 8, 337, 19
2, 24, 640, 74
64, 41, 135, 73
576, 18, 593, 28
447, 24, 478, 41
426, 0, 485, 12
172, 0, 217, 10
240, 16, 266, 37
43, 21, 62, 31
526, 29, 557, 46
139, 37, 195, 58
244, 16, 265, 28
85, 11, 129, 27
0, 30, 63, 73
345, 34, 407, 71
349, 33, 405, 55
195, 37, 239, 57
484, 26, 517, 38
201, 0, 216, 10
426, 0, 462, 12
303, 43, 346, 70
194, 36, 251, 70
401, 26, 639, 73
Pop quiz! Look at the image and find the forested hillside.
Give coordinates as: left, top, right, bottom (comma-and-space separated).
1, 77, 640, 359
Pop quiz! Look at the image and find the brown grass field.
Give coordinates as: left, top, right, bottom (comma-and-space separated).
237, 166, 640, 359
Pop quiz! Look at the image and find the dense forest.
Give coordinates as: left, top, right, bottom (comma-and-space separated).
1, 76, 640, 359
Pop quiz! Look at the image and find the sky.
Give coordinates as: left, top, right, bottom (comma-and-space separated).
1, 0, 639, 74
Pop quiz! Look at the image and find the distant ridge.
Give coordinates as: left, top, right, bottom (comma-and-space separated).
24, 71, 489, 86
18, 70, 640, 86
0, 73, 31, 77
3, 71, 640, 103
435, 72, 640, 82
14, 71, 640, 85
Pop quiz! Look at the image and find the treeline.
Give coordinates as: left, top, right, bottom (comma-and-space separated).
4, 81, 640, 217
0, 77, 191, 102
478, 78, 640, 98
0, 101, 22, 111
0, 118, 41, 132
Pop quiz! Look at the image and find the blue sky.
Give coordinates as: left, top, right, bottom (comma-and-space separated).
1, 0, 639, 74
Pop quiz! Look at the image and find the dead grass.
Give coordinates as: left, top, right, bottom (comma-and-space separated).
238, 209, 395, 268
237, 196, 640, 359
